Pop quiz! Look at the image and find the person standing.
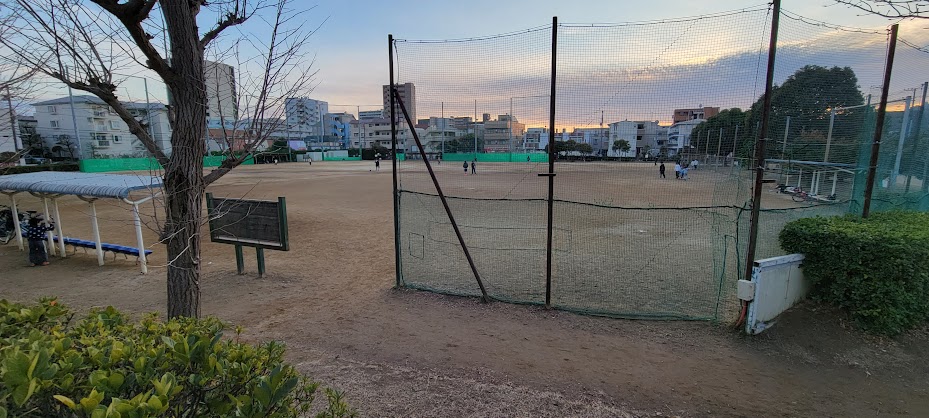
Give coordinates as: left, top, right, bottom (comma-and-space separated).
659, 162, 666, 179
463, 160, 469, 174
23, 216, 55, 266
674, 162, 682, 179
470, 159, 476, 175
375, 157, 380, 171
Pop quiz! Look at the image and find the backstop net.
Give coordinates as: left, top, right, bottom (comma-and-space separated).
392, 6, 929, 321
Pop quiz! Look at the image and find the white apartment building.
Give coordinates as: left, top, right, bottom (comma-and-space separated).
667, 119, 704, 157
526, 127, 549, 151
32, 96, 171, 159
0, 106, 18, 155
608, 121, 665, 158
204, 60, 238, 129
285, 97, 328, 139
349, 117, 412, 151
358, 109, 384, 120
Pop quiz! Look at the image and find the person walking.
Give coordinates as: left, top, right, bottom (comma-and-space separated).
22, 216, 55, 266
470, 159, 476, 175
659, 162, 666, 179
674, 162, 681, 179
463, 160, 469, 174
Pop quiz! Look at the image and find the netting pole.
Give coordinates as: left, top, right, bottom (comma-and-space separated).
912, 82, 928, 193
863, 24, 899, 218
393, 88, 490, 303
542, 16, 558, 309
389, 34, 402, 288
744, 0, 781, 284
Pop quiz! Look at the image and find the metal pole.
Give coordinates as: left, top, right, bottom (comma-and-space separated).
441, 101, 445, 156
7, 193, 23, 250
717, 128, 723, 161
4, 87, 24, 166
543, 17, 558, 308
733, 124, 740, 161
132, 203, 147, 274
256, 248, 266, 278
89, 200, 104, 265
825, 108, 836, 162
52, 198, 66, 257
744, 0, 781, 283
394, 87, 490, 302
65, 66, 83, 159
863, 24, 899, 218
891, 96, 911, 187
913, 82, 929, 193
389, 34, 402, 288
474, 100, 478, 156
782, 116, 790, 159
235, 245, 245, 274
42, 197, 55, 256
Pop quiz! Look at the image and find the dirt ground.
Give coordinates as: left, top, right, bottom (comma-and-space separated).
1, 161, 927, 417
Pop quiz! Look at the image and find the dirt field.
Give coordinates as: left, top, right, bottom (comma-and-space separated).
1, 161, 927, 417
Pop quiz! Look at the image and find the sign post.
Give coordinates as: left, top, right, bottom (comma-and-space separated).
206, 193, 289, 278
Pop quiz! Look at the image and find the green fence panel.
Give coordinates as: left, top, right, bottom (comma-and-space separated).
439, 153, 548, 163
322, 156, 362, 161
80, 156, 254, 173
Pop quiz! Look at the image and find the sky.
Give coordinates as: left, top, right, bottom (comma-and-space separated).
303, 0, 927, 118
15, 0, 929, 126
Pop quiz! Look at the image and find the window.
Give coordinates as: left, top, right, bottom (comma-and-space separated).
110, 120, 120, 129
112, 135, 121, 142
637, 124, 644, 129
47, 105, 57, 113
50, 120, 60, 128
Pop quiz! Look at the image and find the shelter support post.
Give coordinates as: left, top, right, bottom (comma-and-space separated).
5, 193, 24, 251
52, 197, 66, 258
89, 199, 104, 265
42, 197, 55, 256
131, 203, 147, 274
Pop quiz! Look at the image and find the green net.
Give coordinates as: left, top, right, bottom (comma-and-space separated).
392, 6, 929, 321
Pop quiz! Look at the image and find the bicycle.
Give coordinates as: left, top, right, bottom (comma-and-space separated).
0, 206, 33, 245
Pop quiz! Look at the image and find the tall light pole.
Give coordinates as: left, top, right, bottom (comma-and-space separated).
824, 95, 871, 163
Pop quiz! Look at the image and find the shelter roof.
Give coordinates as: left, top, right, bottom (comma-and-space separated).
0, 172, 162, 199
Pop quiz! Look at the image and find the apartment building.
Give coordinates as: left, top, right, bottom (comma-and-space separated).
607, 121, 665, 157
564, 127, 610, 154
204, 60, 238, 129
349, 117, 412, 151
0, 106, 17, 154
667, 119, 704, 156
323, 112, 356, 148
285, 97, 329, 139
383, 83, 416, 124
32, 96, 171, 159
358, 109, 383, 120
483, 115, 525, 152
672, 106, 719, 123
525, 127, 549, 151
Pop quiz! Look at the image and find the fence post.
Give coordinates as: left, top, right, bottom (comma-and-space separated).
863, 24, 899, 218
744, 0, 781, 286
389, 34, 402, 287
542, 17, 559, 309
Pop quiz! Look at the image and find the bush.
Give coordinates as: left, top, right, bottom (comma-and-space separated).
779, 212, 929, 335
0, 163, 81, 175
0, 299, 354, 417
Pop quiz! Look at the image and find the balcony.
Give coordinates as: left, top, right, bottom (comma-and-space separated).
93, 111, 107, 117
96, 140, 111, 148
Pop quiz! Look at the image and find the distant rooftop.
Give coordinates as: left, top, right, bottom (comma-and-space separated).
33, 95, 166, 110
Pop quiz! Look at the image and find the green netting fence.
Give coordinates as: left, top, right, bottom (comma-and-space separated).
79, 156, 255, 173
391, 7, 929, 321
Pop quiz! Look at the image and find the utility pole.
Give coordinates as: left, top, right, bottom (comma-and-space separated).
65, 66, 83, 159
4, 87, 24, 165
474, 99, 478, 155
441, 101, 445, 155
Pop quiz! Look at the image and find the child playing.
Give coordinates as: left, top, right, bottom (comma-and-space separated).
22, 216, 55, 266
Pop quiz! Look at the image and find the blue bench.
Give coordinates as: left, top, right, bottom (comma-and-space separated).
53, 236, 153, 259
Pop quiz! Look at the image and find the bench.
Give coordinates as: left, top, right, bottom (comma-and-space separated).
53, 236, 153, 260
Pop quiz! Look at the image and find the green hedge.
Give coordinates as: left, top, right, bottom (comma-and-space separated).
779, 212, 929, 335
0, 163, 81, 176
0, 299, 354, 417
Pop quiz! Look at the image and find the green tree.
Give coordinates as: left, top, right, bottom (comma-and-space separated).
691, 108, 748, 157
444, 134, 483, 154
575, 142, 593, 154
745, 65, 865, 163
611, 139, 631, 155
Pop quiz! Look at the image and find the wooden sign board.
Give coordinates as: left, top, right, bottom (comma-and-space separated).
206, 193, 289, 251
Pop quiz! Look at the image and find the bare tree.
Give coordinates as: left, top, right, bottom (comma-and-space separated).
833, 1, 929, 19
0, 0, 318, 317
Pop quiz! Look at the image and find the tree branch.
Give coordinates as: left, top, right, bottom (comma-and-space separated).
90, 0, 174, 78
833, 0, 929, 19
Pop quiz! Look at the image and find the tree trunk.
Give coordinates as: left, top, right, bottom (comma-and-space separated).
162, 0, 207, 318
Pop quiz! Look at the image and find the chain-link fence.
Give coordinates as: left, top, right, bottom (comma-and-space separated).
391, 5, 929, 320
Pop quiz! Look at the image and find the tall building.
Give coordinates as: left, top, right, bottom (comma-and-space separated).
525, 127, 549, 151
32, 95, 172, 159
358, 109, 383, 120
204, 60, 238, 129
672, 106, 719, 123
382, 83, 415, 124
285, 97, 328, 139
